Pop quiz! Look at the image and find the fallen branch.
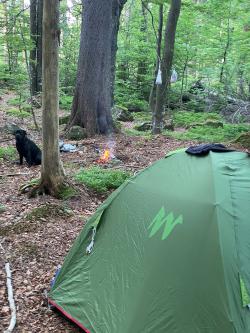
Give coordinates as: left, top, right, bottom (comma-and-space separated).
4, 263, 17, 333
0, 173, 30, 177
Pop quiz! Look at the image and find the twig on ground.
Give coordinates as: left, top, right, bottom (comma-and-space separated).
0, 173, 30, 177
4, 263, 17, 333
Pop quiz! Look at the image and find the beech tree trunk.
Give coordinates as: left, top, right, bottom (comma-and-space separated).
152, 0, 181, 134
30, 0, 43, 96
149, 4, 163, 112
68, 0, 126, 136
68, 0, 113, 136
40, 0, 64, 196
111, 0, 127, 106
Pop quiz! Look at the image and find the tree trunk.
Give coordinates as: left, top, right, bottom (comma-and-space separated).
68, 0, 125, 136
30, 0, 37, 95
152, 0, 181, 134
30, 0, 43, 96
137, 2, 149, 99
110, 0, 127, 106
40, 0, 64, 196
149, 4, 163, 112
37, 0, 43, 92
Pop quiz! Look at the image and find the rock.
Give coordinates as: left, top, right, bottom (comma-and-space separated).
135, 122, 152, 131
181, 94, 191, 103
204, 120, 224, 128
0, 204, 6, 214
113, 120, 122, 132
66, 126, 87, 140
188, 120, 223, 129
59, 115, 70, 125
163, 119, 174, 131
235, 132, 250, 148
3, 123, 22, 134
113, 107, 134, 122
127, 105, 144, 113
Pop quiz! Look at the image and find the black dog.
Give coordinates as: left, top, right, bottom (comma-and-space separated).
15, 129, 41, 166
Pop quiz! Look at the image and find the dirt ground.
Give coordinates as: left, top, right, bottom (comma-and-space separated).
0, 91, 202, 332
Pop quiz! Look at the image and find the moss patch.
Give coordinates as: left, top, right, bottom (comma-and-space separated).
235, 132, 250, 148
6, 108, 31, 118
26, 203, 73, 221
75, 166, 131, 193
57, 185, 78, 200
0, 146, 16, 160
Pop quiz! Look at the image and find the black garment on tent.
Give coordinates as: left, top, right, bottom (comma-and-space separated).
186, 144, 234, 156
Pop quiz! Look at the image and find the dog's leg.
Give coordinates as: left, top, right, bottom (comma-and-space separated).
26, 151, 33, 167
19, 154, 23, 165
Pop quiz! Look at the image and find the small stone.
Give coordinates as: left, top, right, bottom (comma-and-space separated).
235, 132, 250, 148
66, 126, 87, 140
134, 122, 152, 131
59, 115, 70, 125
0, 204, 6, 214
112, 107, 134, 122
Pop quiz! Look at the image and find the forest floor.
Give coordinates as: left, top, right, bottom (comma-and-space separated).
0, 91, 241, 332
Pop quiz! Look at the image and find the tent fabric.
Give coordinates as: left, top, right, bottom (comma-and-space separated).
49, 150, 250, 333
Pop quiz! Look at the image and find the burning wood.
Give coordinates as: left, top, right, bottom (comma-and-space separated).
97, 148, 115, 164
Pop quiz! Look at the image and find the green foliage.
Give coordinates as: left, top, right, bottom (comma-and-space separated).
75, 166, 131, 192
173, 111, 222, 127
123, 127, 152, 138
26, 203, 72, 221
132, 111, 152, 122
6, 108, 31, 118
0, 146, 16, 160
57, 185, 78, 200
59, 94, 73, 110
8, 97, 23, 106
164, 123, 250, 143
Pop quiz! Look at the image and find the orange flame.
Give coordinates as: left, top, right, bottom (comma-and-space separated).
98, 149, 111, 164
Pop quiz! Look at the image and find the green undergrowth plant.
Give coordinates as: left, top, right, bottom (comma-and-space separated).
6, 108, 31, 118
164, 123, 250, 143
57, 184, 78, 200
59, 94, 73, 110
75, 166, 131, 193
132, 111, 151, 122
173, 111, 222, 127
0, 146, 16, 160
7, 97, 25, 106
26, 203, 73, 221
123, 127, 153, 138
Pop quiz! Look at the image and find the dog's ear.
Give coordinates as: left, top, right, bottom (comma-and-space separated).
23, 130, 27, 136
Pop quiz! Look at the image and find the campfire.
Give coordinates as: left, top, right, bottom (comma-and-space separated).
98, 149, 112, 164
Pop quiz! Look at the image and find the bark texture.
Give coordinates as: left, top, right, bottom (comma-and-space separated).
30, 0, 43, 96
152, 0, 181, 134
111, 0, 127, 106
68, 0, 126, 136
149, 4, 163, 112
40, 0, 64, 196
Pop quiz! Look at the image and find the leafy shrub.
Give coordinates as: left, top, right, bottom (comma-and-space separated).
0, 146, 16, 160
7, 97, 24, 106
6, 108, 31, 118
164, 123, 250, 143
132, 111, 151, 122
75, 166, 131, 192
59, 95, 73, 110
173, 111, 222, 127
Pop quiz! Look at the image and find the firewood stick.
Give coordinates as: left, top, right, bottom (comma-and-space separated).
4, 263, 17, 333
0, 173, 29, 177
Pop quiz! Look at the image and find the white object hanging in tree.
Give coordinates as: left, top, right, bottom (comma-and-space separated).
155, 64, 162, 85
170, 69, 178, 83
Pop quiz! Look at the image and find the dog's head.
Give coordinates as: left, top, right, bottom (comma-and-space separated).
15, 129, 27, 142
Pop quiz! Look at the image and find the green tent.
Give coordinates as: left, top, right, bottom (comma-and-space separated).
49, 150, 250, 333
